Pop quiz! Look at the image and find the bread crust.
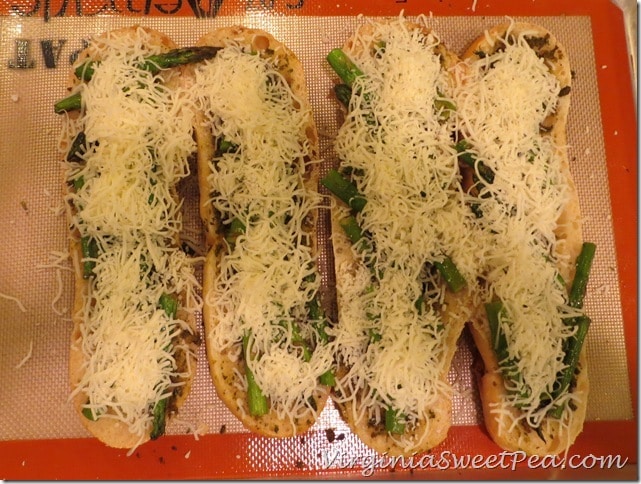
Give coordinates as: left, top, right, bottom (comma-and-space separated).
328, 19, 470, 456
65, 26, 198, 449
461, 22, 588, 455
194, 26, 328, 437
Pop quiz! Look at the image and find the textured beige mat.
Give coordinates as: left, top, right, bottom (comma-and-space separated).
0, 13, 633, 442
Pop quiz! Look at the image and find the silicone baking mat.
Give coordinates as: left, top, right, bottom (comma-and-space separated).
0, 0, 637, 479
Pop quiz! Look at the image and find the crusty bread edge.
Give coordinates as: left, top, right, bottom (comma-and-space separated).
194, 26, 329, 437
66, 25, 198, 449
328, 19, 470, 456
462, 22, 588, 456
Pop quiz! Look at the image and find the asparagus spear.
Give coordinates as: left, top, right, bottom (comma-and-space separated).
56, 47, 222, 114
486, 301, 530, 404
434, 90, 456, 121
75, 46, 222, 81
149, 292, 181, 438
334, 83, 352, 108
150, 397, 168, 440
318, 366, 336, 387
547, 244, 595, 418
288, 321, 313, 362
216, 137, 239, 156
433, 257, 466, 293
385, 406, 406, 435
81, 289, 179, 430
225, 217, 246, 250
243, 332, 269, 416
339, 216, 365, 245
327, 48, 377, 126
568, 242, 596, 309
321, 169, 367, 212
54, 92, 82, 114
72, 175, 85, 192
486, 301, 510, 365
326, 48, 364, 87
81, 236, 98, 279
308, 297, 336, 387
548, 316, 591, 419
455, 140, 495, 184
279, 302, 337, 387
82, 404, 101, 421
67, 132, 87, 162
159, 293, 178, 319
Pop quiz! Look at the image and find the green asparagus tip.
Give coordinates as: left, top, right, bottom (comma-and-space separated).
150, 398, 168, 440
327, 48, 364, 87
54, 92, 82, 114
568, 242, 596, 309
75, 46, 222, 81
385, 407, 406, 435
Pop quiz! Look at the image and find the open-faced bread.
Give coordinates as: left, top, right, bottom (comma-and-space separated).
60, 25, 200, 450
191, 26, 332, 437
454, 22, 589, 455
325, 17, 476, 456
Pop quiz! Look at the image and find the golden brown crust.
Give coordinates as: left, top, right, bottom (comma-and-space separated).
462, 22, 588, 456
65, 26, 197, 449
195, 26, 327, 437
328, 19, 469, 456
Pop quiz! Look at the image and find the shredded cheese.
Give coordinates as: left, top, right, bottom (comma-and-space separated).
63, 27, 199, 440
37, 250, 73, 315
330, 17, 476, 452
453, 29, 584, 431
0, 291, 27, 313
193, 42, 333, 428
15, 340, 34, 369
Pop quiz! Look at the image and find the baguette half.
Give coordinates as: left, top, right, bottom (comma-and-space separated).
326, 17, 475, 456
455, 22, 589, 455
191, 26, 332, 437
62, 26, 200, 449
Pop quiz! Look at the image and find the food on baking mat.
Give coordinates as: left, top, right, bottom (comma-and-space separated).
454, 22, 594, 455
52, 18, 596, 455
323, 16, 477, 456
191, 26, 334, 437
56, 26, 209, 450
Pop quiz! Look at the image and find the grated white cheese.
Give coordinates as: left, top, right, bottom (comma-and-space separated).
37, 250, 73, 315
330, 17, 476, 451
63, 27, 199, 439
0, 291, 27, 313
193, 42, 333, 427
453, 30, 584, 430
15, 340, 34, 369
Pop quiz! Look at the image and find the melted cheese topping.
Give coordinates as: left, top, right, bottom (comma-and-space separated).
64, 28, 198, 440
330, 18, 475, 451
453, 30, 583, 431
193, 44, 333, 426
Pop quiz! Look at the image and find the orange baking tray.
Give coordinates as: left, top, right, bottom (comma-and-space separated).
0, 0, 637, 479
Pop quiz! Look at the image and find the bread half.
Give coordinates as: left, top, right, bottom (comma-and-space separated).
454, 22, 589, 455
326, 17, 476, 456
61, 26, 199, 449
191, 26, 332, 437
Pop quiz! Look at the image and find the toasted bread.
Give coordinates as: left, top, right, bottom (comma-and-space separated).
192, 26, 331, 437
62, 26, 199, 449
456, 22, 588, 455
326, 17, 474, 456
